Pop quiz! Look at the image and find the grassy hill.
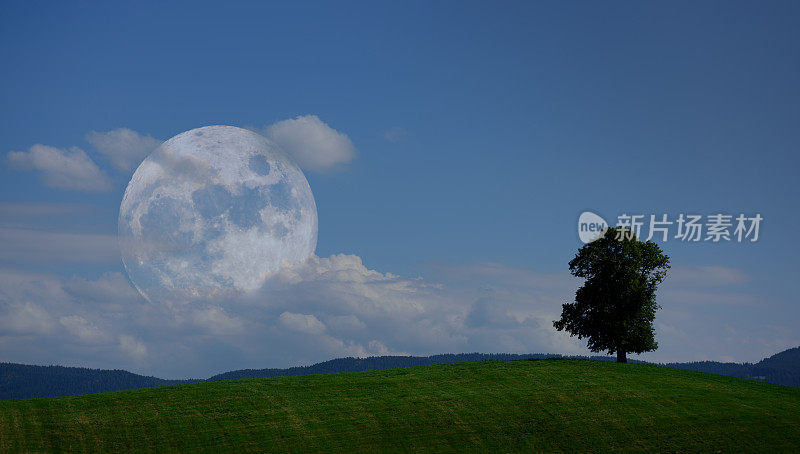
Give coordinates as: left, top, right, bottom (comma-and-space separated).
5, 348, 799, 399
1, 360, 798, 452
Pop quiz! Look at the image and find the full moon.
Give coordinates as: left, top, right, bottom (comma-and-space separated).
118, 125, 318, 302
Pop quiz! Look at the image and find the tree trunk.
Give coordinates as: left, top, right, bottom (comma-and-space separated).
616, 350, 627, 363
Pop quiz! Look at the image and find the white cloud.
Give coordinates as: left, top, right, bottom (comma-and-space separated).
7, 144, 112, 192
0, 301, 56, 335
279, 311, 326, 335
0, 269, 151, 370
465, 297, 518, 328
191, 306, 245, 335
119, 334, 147, 361
259, 254, 584, 359
264, 115, 356, 173
86, 128, 161, 172
60, 315, 110, 344
0, 268, 70, 305
367, 340, 392, 355
326, 314, 366, 332
65, 272, 140, 303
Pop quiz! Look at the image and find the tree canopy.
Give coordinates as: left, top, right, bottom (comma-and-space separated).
554, 226, 670, 362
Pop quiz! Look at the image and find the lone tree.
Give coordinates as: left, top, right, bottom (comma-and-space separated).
554, 226, 670, 363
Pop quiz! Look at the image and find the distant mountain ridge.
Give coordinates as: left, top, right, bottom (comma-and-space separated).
665, 346, 800, 388
0, 364, 194, 399
3, 347, 798, 399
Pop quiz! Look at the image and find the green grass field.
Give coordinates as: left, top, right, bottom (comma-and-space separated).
1, 359, 799, 452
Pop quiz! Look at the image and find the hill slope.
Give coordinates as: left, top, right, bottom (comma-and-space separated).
1, 360, 798, 452
205, 353, 559, 381
1, 354, 558, 399
4, 347, 800, 399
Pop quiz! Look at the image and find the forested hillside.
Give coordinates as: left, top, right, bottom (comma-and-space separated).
667, 347, 800, 388
0, 363, 193, 399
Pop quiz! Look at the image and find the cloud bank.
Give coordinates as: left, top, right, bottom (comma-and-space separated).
0, 254, 587, 378
0, 246, 796, 378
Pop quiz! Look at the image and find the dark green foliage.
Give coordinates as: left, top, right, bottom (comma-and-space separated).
1, 360, 799, 452
554, 227, 670, 362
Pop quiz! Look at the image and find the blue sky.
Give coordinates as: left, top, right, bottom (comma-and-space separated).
1, 1, 799, 378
